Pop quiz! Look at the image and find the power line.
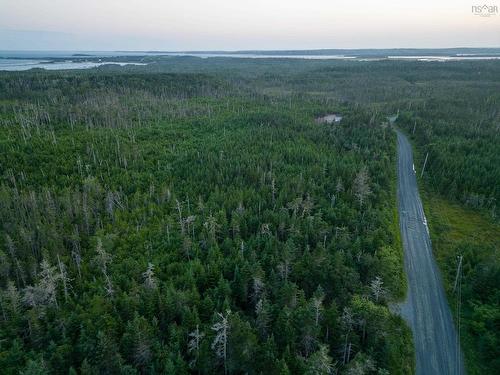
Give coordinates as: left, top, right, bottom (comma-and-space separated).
453, 255, 463, 375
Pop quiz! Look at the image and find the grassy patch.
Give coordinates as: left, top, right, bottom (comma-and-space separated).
424, 195, 500, 263
422, 192, 500, 375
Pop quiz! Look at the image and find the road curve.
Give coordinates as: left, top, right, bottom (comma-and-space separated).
396, 130, 465, 375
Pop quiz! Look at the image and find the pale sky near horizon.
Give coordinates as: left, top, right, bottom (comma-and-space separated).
0, 0, 499, 50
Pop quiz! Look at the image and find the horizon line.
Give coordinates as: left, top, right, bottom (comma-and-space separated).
2, 46, 500, 53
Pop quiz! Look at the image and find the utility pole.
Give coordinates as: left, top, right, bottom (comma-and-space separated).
453, 255, 463, 294
420, 152, 429, 178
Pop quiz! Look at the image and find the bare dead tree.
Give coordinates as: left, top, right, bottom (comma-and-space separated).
251, 276, 265, 304
353, 167, 372, 207
369, 276, 386, 303
94, 238, 114, 296
312, 287, 325, 327
212, 310, 231, 375
23, 259, 60, 310
306, 345, 335, 375
188, 324, 205, 368
341, 307, 355, 365
57, 255, 72, 302
277, 259, 291, 282
142, 263, 157, 290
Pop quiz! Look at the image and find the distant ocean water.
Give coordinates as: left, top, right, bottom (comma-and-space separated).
0, 58, 146, 71
1, 50, 499, 71
0, 51, 154, 58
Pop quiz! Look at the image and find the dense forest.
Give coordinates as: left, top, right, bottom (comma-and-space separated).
0, 66, 411, 374
0, 57, 498, 374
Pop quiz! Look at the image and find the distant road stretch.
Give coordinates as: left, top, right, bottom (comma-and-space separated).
396, 130, 465, 375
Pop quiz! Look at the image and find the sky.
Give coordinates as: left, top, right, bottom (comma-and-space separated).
0, 0, 499, 51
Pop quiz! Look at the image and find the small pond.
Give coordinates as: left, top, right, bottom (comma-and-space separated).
316, 114, 343, 124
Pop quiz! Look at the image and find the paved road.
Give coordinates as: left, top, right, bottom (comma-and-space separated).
396, 130, 465, 375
